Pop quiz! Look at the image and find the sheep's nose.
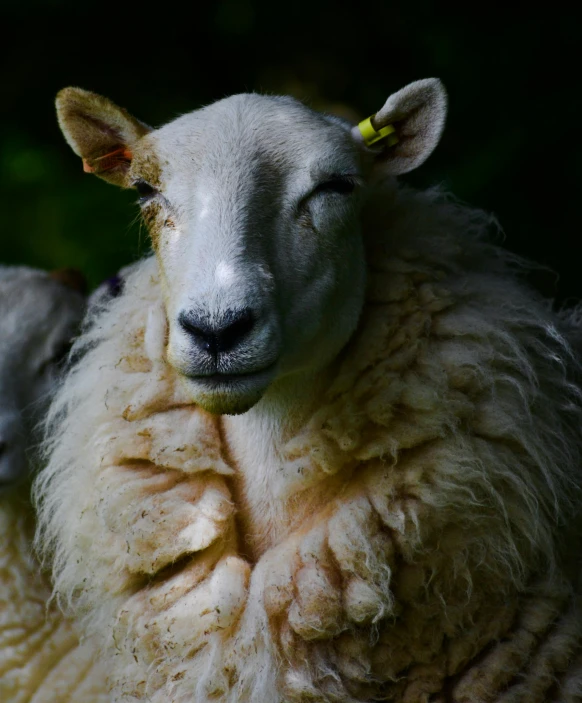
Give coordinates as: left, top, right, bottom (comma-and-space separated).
179, 308, 255, 356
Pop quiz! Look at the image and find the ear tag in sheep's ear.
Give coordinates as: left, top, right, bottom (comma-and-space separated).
82, 147, 133, 174
358, 116, 399, 147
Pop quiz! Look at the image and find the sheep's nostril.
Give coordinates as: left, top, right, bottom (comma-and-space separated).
216, 309, 254, 352
179, 308, 255, 356
0, 441, 7, 458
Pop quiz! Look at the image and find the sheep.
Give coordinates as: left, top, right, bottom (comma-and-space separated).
0, 266, 84, 486
33, 79, 582, 702
0, 266, 108, 702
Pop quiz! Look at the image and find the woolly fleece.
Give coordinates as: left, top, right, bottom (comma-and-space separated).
0, 490, 107, 701
35, 185, 582, 702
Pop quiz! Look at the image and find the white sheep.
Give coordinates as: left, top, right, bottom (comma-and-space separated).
0, 266, 85, 485
34, 80, 582, 701
0, 266, 108, 702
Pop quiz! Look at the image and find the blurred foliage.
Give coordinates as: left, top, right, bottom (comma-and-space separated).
0, 1, 580, 300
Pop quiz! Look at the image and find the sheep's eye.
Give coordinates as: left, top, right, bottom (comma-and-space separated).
314, 176, 358, 196
133, 180, 157, 201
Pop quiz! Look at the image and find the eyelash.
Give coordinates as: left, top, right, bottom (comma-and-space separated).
313, 176, 359, 197
297, 175, 359, 218
133, 179, 158, 203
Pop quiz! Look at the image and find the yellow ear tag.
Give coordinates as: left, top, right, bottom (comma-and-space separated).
358, 116, 399, 147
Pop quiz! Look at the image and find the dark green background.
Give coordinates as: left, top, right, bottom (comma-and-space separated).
1, 2, 579, 301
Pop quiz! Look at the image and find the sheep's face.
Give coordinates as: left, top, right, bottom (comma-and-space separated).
0, 269, 85, 485
56, 81, 446, 414
132, 97, 367, 414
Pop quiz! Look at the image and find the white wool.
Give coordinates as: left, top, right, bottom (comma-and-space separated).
0, 266, 107, 701
34, 186, 582, 701
0, 493, 108, 702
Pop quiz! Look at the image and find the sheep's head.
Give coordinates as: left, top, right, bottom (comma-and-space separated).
56, 81, 446, 415
0, 268, 85, 486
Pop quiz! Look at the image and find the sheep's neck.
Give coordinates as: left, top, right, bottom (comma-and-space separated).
221, 366, 334, 560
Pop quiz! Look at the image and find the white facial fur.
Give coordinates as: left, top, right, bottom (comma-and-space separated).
0, 268, 84, 485
57, 80, 446, 415
132, 96, 367, 414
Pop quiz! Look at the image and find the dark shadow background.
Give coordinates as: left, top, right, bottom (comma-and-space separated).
1, 2, 580, 302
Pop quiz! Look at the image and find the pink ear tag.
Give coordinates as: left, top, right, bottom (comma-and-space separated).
83, 147, 133, 174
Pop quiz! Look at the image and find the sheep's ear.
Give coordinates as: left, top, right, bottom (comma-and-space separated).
353, 78, 447, 176
56, 87, 151, 187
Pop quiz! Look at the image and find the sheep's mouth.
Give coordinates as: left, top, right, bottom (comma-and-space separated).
189, 362, 278, 386
178, 363, 278, 415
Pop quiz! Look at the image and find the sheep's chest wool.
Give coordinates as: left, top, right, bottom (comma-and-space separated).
33, 80, 582, 702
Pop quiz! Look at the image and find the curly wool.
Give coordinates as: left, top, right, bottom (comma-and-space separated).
0, 266, 107, 702
35, 185, 582, 701
0, 489, 108, 702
